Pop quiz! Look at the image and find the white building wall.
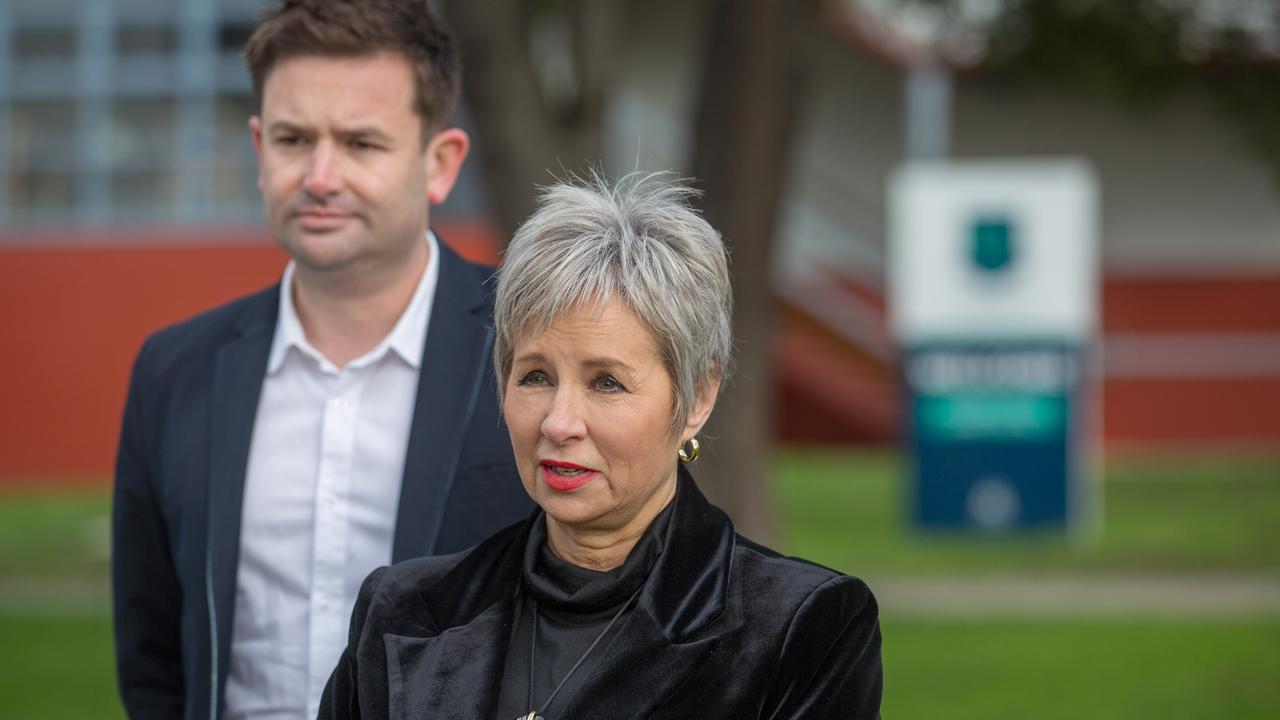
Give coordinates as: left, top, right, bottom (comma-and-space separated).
952, 81, 1280, 271
781, 30, 906, 282
602, 0, 704, 177
591, 2, 1280, 276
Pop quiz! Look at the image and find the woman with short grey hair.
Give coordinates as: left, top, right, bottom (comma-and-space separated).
494, 173, 733, 431
320, 172, 883, 720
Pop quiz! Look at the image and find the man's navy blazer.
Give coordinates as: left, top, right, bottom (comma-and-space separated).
111, 239, 534, 720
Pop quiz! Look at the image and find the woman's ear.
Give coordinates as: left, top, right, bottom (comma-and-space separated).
681, 375, 721, 443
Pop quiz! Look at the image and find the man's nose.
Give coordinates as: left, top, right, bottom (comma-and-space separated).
540, 388, 587, 445
303, 140, 343, 198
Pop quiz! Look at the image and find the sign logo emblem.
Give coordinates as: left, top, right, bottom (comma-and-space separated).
970, 216, 1015, 273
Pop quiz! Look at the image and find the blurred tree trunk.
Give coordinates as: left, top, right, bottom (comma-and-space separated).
690, 0, 809, 545
441, 0, 811, 544
441, 0, 619, 239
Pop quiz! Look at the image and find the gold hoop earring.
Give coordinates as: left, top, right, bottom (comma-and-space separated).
678, 437, 701, 463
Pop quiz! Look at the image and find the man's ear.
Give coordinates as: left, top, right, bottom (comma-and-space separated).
249, 116, 265, 190
680, 375, 722, 444
424, 127, 470, 205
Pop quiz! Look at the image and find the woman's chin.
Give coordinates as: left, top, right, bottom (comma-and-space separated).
540, 495, 609, 532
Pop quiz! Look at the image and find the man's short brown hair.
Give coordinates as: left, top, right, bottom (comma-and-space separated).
243, 0, 460, 137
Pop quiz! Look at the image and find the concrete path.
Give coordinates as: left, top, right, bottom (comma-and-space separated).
0, 577, 110, 616
4, 573, 1280, 618
868, 573, 1280, 618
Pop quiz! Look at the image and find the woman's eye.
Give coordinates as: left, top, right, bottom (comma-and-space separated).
592, 374, 626, 393
517, 370, 550, 387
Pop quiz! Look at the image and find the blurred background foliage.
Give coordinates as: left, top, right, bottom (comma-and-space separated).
900, 0, 1280, 181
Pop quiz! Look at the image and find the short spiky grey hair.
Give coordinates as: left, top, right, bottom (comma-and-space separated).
493, 171, 733, 431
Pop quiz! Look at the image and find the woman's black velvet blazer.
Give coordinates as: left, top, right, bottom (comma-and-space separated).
318, 469, 883, 719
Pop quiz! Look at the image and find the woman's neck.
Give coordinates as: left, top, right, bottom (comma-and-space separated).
545, 481, 677, 571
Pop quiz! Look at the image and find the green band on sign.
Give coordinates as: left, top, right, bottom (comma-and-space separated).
916, 393, 1066, 440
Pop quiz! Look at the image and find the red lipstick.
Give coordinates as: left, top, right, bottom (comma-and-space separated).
540, 460, 598, 492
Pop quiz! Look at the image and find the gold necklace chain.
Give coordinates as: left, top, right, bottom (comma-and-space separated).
519, 582, 645, 720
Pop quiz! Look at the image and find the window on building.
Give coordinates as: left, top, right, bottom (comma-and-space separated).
0, 0, 264, 226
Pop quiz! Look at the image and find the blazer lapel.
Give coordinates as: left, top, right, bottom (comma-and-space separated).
563, 471, 738, 718
384, 597, 721, 720
206, 286, 278, 701
393, 240, 494, 561
384, 597, 515, 720
386, 520, 528, 720
380, 473, 736, 720
564, 606, 722, 719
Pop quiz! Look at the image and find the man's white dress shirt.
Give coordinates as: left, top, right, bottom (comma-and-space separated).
224, 235, 440, 720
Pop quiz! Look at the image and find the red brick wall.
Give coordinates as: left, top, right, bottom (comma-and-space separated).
774, 273, 1280, 450
0, 223, 500, 486
1, 231, 1275, 486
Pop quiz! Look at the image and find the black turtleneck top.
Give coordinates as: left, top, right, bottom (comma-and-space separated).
495, 501, 673, 720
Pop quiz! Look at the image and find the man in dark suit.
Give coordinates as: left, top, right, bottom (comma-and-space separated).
111, 2, 532, 718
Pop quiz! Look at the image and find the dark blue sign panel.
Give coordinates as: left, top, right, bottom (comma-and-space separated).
905, 342, 1087, 532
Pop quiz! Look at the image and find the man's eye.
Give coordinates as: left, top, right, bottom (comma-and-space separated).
517, 370, 550, 387
348, 139, 380, 151
274, 135, 305, 147
592, 374, 626, 393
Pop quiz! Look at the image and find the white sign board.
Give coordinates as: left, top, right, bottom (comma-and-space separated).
888, 159, 1101, 536
889, 160, 1099, 343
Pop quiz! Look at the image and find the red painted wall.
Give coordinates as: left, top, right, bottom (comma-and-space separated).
1, 230, 1276, 486
774, 274, 1280, 449
1101, 275, 1280, 333
0, 224, 500, 486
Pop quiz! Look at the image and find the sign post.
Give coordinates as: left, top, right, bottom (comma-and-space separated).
889, 160, 1100, 536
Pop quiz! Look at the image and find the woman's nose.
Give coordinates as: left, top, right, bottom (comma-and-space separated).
540, 389, 587, 444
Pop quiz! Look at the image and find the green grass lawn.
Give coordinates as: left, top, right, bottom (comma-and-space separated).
882, 616, 1280, 719
1, 450, 1278, 718
0, 490, 111, 578
0, 614, 124, 720
1, 613, 1275, 719
774, 449, 1280, 575
5, 450, 1278, 582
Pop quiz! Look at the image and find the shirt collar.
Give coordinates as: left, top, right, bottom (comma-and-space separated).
382, 230, 439, 370
267, 231, 440, 374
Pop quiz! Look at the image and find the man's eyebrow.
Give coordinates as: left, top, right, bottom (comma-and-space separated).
263, 122, 394, 144
266, 120, 309, 135
335, 126, 395, 144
